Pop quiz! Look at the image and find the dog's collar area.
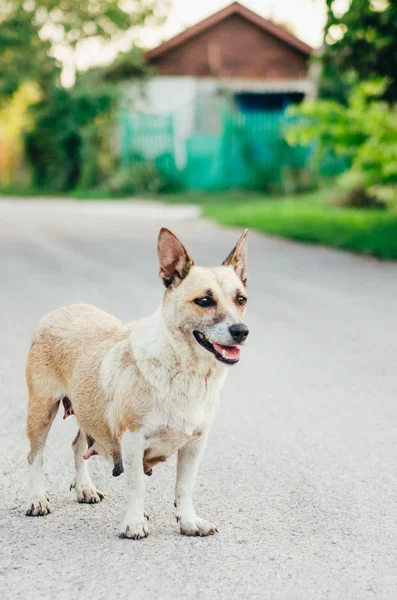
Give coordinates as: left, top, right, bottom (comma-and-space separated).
193, 331, 240, 364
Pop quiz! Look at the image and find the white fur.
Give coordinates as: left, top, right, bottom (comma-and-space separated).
100, 305, 228, 537
120, 431, 148, 539
26, 451, 50, 516
71, 429, 104, 504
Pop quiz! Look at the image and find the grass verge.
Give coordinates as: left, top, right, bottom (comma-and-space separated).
202, 194, 397, 260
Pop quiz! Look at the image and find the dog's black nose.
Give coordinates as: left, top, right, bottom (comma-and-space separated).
229, 324, 249, 343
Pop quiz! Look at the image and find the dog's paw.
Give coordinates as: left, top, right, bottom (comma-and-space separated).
71, 482, 104, 504
25, 493, 51, 516
119, 518, 149, 540
178, 516, 218, 537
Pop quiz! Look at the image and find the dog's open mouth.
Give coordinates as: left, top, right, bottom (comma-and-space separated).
193, 331, 240, 364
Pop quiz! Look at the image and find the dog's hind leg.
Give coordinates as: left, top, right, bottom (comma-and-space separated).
71, 428, 104, 504
25, 395, 60, 516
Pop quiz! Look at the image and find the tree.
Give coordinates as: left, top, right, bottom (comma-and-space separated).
0, 0, 166, 96
287, 79, 397, 204
0, 6, 58, 99
0, 0, 166, 190
25, 81, 117, 190
321, 0, 397, 103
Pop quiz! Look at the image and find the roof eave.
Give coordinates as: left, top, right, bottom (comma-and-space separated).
145, 2, 313, 62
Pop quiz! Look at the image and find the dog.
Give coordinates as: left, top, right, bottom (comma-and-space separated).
25, 227, 249, 539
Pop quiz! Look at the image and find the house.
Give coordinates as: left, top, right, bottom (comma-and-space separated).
140, 1, 315, 117
121, 2, 317, 189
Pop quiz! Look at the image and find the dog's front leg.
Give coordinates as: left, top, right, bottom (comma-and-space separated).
175, 433, 218, 536
120, 430, 148, 540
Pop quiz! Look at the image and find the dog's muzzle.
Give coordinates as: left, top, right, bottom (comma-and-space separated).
193, 331, 243, 364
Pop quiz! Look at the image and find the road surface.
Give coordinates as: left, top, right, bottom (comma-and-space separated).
1, 198, 397, 600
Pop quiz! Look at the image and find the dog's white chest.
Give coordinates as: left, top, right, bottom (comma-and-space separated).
141, 381, 219, 467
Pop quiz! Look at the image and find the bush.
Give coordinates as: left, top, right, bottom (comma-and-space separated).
286, 80, 397, 205
25, 82, 117, 192
106, 162, 167, 195
333, 170, 386, 209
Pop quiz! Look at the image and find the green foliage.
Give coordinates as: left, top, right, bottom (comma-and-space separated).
335, 170, 386, 208
0, 0, 164, 98
103, 47, 154, 82
0, 0, 164, 52
321, 0, 397, 103
106, 162, 168, 195
287, 80, 397, 200
0, 6, 58, 99
202, 191, 397, 260
0, 0, 165, 191
0, 1, 161, 99
25, 82, 118, 191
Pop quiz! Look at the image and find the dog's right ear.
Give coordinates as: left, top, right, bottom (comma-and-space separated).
157, 228, 194, 288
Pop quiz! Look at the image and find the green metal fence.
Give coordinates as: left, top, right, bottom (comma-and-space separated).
120, 107, 348, 192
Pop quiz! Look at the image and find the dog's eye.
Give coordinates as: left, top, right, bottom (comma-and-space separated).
194, 296, 216, 308
236, 295, 247, 306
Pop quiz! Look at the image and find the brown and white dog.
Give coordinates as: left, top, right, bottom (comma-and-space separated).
25, 228, 249, 539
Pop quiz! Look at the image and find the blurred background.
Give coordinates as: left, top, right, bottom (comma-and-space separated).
1, 0, 396, 259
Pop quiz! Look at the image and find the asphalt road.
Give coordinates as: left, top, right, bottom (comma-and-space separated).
1, 198, 397, 600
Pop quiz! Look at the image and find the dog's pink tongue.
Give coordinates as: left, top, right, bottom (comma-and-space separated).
213, 343, 240, 360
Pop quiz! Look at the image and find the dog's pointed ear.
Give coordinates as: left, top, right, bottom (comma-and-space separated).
157, 228, 194, 288
222, 229, 248, 286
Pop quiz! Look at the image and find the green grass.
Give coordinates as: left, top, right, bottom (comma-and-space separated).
202, 194, 397, 260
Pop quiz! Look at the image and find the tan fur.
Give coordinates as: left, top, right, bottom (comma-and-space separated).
26, 305, 129, 457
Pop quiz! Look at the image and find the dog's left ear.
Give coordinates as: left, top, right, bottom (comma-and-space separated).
222, 229, 248, 286
158, 228, 194, 288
